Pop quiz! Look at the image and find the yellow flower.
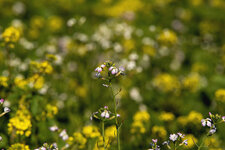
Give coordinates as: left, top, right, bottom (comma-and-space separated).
105, 125, 117, 138
158, 29, 177, 45
187, 111, 203, 125
152, 126, 167, 139
133, 111, 150, 122
215, 89, 225, 103
30, 16, 45, 29
178, 111, 203, 127
39, 61, 53, 74
143, 45, 156, 57
182, 73, 201, 92
14, 76, 28, 89
0, 76, 8, 87
130, 121, 146, 134
177, 116, 188, 126
2, 26, 21, 43
82, 125, 101, 138
28, 74, 44, 89
76, 86, 87, 98
46, 104, 58, 118
48, 16, 63, 32
160, 112, 175, 122
73, 132, 87, 149
184, 134, 197, 148
8, 143, 30, 150
123, 39, 135, 52
93, 136, 110, 150
153, 73, 180, 93
8, 108, 32, 137
102, 0, 143, 17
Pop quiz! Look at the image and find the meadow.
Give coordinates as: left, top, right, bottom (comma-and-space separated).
0, 0, 225, 149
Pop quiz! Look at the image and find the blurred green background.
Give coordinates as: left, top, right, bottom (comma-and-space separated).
0, 0, 225, 149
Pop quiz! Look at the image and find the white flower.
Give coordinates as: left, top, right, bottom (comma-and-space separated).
201, 118, 211, 127
49, 126, 58, 132
101, 110, 110, 119
111, 68, 118, 75
109, 66, 114, 71
222, 116, 225, 122
169, 134, 178, 142
177, 132, 185, 138
95, 67, 102, 73
182, 139, 188, 145
209, 128, 216, 135
4, 107, 10, 113
59, 130, 69, 141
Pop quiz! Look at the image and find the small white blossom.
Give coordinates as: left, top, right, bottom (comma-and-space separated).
101, 110, 110, 119
59, 130, 69, 141
4, 107, 10, 113
95, 67, 102, 73
111, 68, 118, 75
169, 134, 178, 142
49, 126, 58, 132
201, 118, 212, 127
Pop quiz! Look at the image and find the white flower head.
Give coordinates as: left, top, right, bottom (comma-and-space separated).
222, 116, 225, 122
169, 134, 178, 142
201, 118, 211, 127
111, 68, 118, 75
177, 132, 185, 138
101, 110, 110, 119
95, 67, 102, 73
59, 129, 69, 141
182, 139, 188, 145
4, 107, 10, 113
49, 125, 58, 132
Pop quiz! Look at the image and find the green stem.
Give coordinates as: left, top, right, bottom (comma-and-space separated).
102, 121, 106, 150
110, 85, 120, 150
174, 142, 177, 150
198, 135, 207, 150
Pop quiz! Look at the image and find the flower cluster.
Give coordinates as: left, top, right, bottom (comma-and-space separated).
215, 89, 225, 103
82, 125, 101, 138
30, 60, 53, 74
1, 26, 21, 48
8, 107, 32, 137
153, 73, 180, 93
162, 133, 188, 149
131, 110, 150, 134
159, 112, 175, 122
94, 61, 125, 87
152, 126, 167, 139
35, 143, 58, 150
91, 106, 116, 121
73, 132, 87, 149
0, 76, 8, 87
8, 143, 30, 150
148, 139, 160, 150
0, 98, 11, 117
157, 29, 178, 45
177, 111, 203, 127
201, 112, 225, 136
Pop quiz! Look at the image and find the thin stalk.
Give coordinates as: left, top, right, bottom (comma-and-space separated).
102, 121, 106, 150
110, 85, 120, 150
198, 135, 207, 150
174, 142, 177, 150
